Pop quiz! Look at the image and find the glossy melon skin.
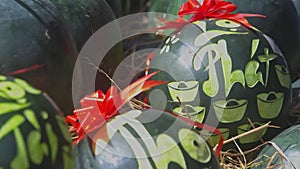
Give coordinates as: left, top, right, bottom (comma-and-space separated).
75, 109, 220, 169
105, 0, 122, 18
48, 0, 124, 104
0, 0, 77, 114
0, 76, 74, 169
293, 0, 300, 16
148, 19, 292, 151
50, 0, 117, 50
252, 124, 300, 169
106, 0, 147, 16
148, 0, 300, 81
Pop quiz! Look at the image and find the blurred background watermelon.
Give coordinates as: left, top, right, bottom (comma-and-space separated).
0, 76, 74, 169
0, 0, 78, 114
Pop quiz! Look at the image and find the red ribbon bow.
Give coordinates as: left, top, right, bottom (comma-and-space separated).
66, 71, 167, 144
157, 0, 265, 31
180, 0, 265, 29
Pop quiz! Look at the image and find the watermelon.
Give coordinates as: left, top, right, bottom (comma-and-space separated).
105, 0, 123, 18
0, 76, 74, 169
293, 0, 300, 16
147, 18, 292, 151
75, 109, 221, 169
251, 124, 300, 169
48, 0, 124, 102
0, 0, 77, 114
123, 0, 147, 15
148, 0, 300, 81
106, 0, 147, 16
49, 0, 117, 50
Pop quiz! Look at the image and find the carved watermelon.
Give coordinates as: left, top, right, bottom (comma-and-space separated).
75, 109, 220, 169
148, 0, 300, 81
252, 124, 300, 169
147, 19, 292, 151
0, 0, 77, 113
0, 76, 74, 169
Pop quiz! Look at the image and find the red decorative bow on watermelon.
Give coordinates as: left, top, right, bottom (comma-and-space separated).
157, 0, 265, 31
180, 0, 265, 28
66, 71, 167, 144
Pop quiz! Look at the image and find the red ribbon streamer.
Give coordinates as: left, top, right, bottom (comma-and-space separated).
155, 17, 189, 33
7, 64, 45, 75
145, 52, 155, 76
